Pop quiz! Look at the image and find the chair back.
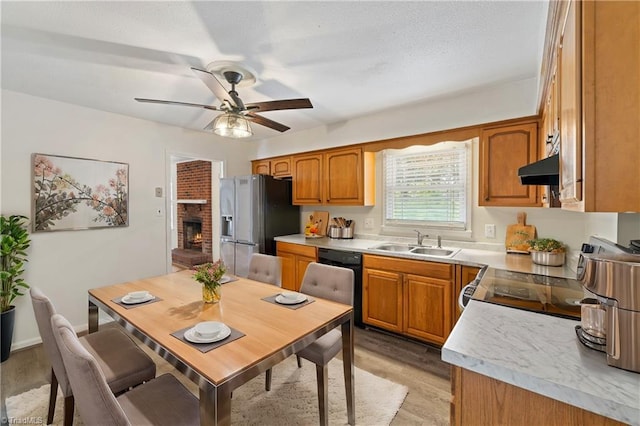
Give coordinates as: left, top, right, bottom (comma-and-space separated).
51, 314, 130, 426
300, 262, 354, 305
30, 287, 73, 396
247, 253, 282, 286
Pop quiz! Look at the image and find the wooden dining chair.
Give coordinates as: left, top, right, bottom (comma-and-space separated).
266, 262, 354, 425
50, 313, 199, 426
247, 253, 282, 286
30, 287, 156, 426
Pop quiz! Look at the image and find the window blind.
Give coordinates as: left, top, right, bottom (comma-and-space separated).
383, 143, 469, 229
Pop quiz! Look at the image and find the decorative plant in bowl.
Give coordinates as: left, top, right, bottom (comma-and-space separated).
193, 260, 226, 303
527, 238, 566, 266
1, 215, 31, 362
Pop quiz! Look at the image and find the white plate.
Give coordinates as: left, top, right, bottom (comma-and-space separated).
275, 294, 308, 305
184, 324, 231, 344
121, 294, 155, 304
220, 275, 233, 284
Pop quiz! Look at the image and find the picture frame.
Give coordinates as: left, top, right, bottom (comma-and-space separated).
32, 153, 129, 232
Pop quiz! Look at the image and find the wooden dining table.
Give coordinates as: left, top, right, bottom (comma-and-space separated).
88, 270, 355, 426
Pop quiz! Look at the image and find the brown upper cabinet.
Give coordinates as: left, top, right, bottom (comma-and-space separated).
548, 0, 640, 212
479, 121, 540, 207
292, 147, 375, 206
251, 156, 292, 178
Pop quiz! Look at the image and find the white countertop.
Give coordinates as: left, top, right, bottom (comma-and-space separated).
275, 233, 640, 424
442, 301, 640, 425
274, 234, 575, 278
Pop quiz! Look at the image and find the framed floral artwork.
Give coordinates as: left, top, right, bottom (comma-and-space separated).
32, 154, 129, 232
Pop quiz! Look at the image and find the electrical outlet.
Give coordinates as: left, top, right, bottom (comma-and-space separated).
364, 218, 374, 229
485, 224, 496, 239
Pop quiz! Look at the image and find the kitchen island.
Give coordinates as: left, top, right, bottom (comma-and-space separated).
443, 300, 640, 425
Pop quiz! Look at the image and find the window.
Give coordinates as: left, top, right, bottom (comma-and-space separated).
382, 141, 471, 236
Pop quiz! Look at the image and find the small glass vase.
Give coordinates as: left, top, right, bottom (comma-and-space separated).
202, 284, 222, 304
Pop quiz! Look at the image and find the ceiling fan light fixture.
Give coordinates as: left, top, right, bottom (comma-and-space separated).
213, 113, 252, 138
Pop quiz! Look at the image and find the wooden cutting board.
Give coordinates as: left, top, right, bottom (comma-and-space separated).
306, 211, 329, 237
505, 212, 537, 253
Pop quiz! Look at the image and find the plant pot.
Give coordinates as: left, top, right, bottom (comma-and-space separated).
1, 306, 16, 362
202, 285, 222, 304
530, 251, 565, 266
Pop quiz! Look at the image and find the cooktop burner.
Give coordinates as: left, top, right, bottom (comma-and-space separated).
471, 268, 584, 320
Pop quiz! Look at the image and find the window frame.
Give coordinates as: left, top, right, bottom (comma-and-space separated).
380, 140, 473, 240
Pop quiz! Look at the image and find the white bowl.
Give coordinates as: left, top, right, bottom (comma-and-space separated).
127, 291, 150, 300
281, 291, 300, 300
194, 321, 224, 339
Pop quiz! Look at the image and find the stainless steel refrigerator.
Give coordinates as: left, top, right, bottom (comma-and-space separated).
220, 174, 300, 277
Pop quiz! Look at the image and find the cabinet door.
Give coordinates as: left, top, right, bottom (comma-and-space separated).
295, 255, 316, 292
363, 268, 403, 332
252, 160, 271, 175
558, 0, 583, 205
324, 147, 363, 205
277, 250, 296, 291
404, 274, 452, 345
271, 157, 292, 178
292, 154, 323, 205
479, 122, 539, 207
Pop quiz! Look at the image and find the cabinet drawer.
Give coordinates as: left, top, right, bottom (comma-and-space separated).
276, 241, 317, 258
363, 254, 453, 280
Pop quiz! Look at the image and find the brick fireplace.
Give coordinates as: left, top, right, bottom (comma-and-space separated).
172, 160, 213, 267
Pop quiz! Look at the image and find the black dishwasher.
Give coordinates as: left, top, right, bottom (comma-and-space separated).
317, 248, 363, 327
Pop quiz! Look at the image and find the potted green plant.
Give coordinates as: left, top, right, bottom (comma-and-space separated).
193, 260, 226, 304
527, 238, 566, 266
1, 215, 31, 362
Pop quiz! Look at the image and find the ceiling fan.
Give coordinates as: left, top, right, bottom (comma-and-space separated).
135, 66, 313, 138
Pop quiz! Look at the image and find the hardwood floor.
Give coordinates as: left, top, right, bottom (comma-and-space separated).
1, 324, 450, 425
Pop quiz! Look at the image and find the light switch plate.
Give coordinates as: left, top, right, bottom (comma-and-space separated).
155, 187, 163, 197
485, 224, 496, 239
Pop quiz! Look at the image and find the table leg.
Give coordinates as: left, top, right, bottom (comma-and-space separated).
200, 383, 231, 426
88, 300, 99, 333
341, 314, 355, 425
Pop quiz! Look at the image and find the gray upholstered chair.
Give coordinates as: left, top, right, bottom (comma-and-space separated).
267, 262, 354, 425
247, 253, 282, 391
247, 253, 282, 286
50, 313, 199, 426
30, 287, 156, 426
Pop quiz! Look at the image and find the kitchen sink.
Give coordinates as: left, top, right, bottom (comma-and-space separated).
410, 247, 460, 257
370, 243, 413, 252
370, 243, 460, 258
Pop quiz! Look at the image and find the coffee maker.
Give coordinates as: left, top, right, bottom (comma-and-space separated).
577, 251, 640, 373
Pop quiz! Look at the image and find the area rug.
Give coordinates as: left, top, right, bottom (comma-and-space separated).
5, 356, 408, 425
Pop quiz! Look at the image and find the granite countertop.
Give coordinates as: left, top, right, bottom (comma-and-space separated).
442, 301, 640, 425
274, 234, 576, 278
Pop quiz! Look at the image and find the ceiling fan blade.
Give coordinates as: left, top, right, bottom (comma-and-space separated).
246, 112, 290, 132
134, 98, 219, 111
191, 67, 237, 109
245, 98, 313, 113
203, 117, 216, 132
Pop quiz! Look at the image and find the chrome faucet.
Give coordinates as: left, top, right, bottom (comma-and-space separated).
414, 230, 428, 246
437, 235, 442, 248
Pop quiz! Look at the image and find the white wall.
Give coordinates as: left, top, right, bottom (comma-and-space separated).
1, 90, 255, 348
254, 76, 634, 261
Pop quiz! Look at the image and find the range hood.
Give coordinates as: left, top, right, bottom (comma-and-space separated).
518, 154, 559, 185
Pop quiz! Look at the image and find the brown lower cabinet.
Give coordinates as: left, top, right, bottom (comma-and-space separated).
363, 254, 454, 345
451, 366, 624, 426
276, 241, 317, 291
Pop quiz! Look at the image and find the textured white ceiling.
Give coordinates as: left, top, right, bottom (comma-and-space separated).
1, 1, 548, 140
